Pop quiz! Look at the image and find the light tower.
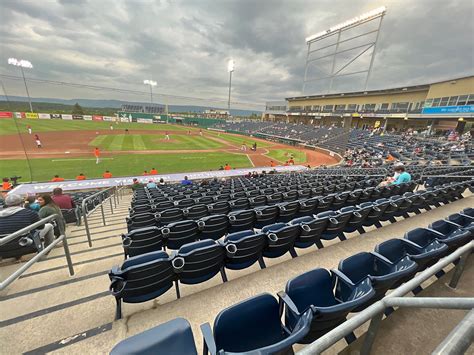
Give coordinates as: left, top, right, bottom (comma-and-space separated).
8, 58, 34, 112
227, 59, 234, 116
143, 79, 157, 104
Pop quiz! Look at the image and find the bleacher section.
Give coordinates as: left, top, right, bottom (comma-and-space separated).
0, 169, 472, 354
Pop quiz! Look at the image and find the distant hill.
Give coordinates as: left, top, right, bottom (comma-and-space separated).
0, 96, 262, 116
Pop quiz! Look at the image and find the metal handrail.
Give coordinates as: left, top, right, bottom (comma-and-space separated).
0, 214, 74, 291
297, 240, 474, 355
81, 186, 117, 247
432, 309, 474, 355
81, 185, 127, 247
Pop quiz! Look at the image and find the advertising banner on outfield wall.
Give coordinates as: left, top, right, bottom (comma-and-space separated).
102, 116, 115, 122
0, 111, 13, 118
62, 114, 73, 120
92, 115, 103, 121
83, 115, 93, 121
14, 112, 24, 118
120, 116, 130, 122
72, 115, 83, 120
137, 118, 153, 124
25, 112, 39, 119
51, 114, 62, 119
38, 113, 51, 119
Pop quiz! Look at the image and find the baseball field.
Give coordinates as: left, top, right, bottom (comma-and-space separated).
0, 118, 339, 182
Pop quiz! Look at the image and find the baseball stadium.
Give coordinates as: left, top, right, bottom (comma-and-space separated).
0, 2, 473, 355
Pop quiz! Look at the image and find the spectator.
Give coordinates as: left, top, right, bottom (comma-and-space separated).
218, 165, 224, 170
150, 168, 158, 175
270, 161, 276, 167
181, 176, 192, 185
131, 178, 142, 191
224, 163, 231, 170
142, 170, 149, 176
391, 165, 412, 185
103, 170, 112, 178
52, 188, 75, 209
24, 195, 40, 212
0, 194, 54, 247
37, 194, 66, 236
158, 178, 166, 186
76, 173, 86, 180
2, 178, 12, 191
146, 180, 157, 188
51, 175, 65, 182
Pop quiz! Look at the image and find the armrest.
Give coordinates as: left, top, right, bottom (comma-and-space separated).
277, 291, 301, 318
425, 228, 446, 238
331, 269, 355, 286
459, 213, 474, 221
200, 323, 217, 355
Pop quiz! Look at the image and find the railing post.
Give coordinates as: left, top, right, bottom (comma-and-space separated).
83, 207, 93, 247
360, 312, 384, 355
448, 249, 470, 289
109, 195, 114, 214
62, 233, 75, 276
100, 203, 106, 226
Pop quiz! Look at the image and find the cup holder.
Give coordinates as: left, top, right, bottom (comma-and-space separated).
267, 233, 278, 244
226, 243, 237, 257
172, 257, 185, 272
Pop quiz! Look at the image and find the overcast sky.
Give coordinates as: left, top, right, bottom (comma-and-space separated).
0, 0, 472, 110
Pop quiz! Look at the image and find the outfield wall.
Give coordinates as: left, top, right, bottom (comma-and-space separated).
10, 165, 308, 194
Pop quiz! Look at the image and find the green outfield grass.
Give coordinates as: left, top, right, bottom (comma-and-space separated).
0, 152, 252, 181
0, 118, 187, 135
265, 148, 306, 164
89, 134, 224, 151
205, 130, 273, 148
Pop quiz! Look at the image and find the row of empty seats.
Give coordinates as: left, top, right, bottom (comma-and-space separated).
110, 207, 473, 354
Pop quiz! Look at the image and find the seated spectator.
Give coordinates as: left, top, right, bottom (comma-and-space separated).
24, 195, 40, 212
181, 176, 192, 185
2, 178, 12, 191
158, 178, 165, 186
37, 194, 66, 236
218, 165, 224, 170
131, 178, 142, 190
142, 170, 149, 176
51, 175, 65, 182
103, 170, 113, 178
391, 165, 412, 185
224, 163, 231, 170
0, 194, 54, 247
52, 188, 75, 209
146, 180, 157, 188
150, 168, 158, 175
76, 173, 86, 180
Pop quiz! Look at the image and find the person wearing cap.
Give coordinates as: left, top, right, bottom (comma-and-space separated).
0, 194, 55, 247
391, 165, 411, 185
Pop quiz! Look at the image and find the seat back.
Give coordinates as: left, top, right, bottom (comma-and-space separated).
338, 252, 375, 284
262, 223, 300, 258
228, 210, 256, 233
224, 230, 266, 270
213, 293, 285, 353
122, 227, 164, 258
255, 205, 279, 229
183, 204, 209, 220
156, 208, 184, 226
198, 215, 230, 241
173, 240, 225, 285
163, 220, 200, 250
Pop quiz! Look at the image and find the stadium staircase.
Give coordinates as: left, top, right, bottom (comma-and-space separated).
0, 189, 472, 354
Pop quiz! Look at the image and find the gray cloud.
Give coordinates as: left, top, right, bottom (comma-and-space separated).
0, 0, 472, 110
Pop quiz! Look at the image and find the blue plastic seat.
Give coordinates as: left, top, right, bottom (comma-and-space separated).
201, 293, 312, 355
277, 201, 300, 223
446, 213, 474, 235
126, 212, 157, 231
110, 317, 198, 355
339, 205, 371, 234
221, 230, 267, 270
279, 268, 374, 344
109, 251, 176, 319
461, 208, 474, 218
197, 215, 230, 241
171, 239, 227, 297
288, 216, 325, 249
337, 251, 417, 311
228, 209, 256, 233
122, 226, 164, 258
262, 223, 300, 259
162, 220, 200, 250
359, 201, 388, 230
315, 210, 351, 241
314, 194, 335, 214
255, 205, 280, 229
405, 228, 450, 263
375, 238, 445, 274
229, 198, 250, 211
155, 208, 184, 226
183, 204, 209, 220
208, 201, 231, 215
297, 197, 318, 217
428, 219, 472, 251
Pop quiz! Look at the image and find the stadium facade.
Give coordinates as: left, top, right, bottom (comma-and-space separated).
264, 76, 474, 133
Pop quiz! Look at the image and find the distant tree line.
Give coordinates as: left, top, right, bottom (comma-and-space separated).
0, 101, 118, 115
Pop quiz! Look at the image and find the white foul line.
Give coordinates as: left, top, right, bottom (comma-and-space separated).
51, 158, 115, 162
246, 154, 255, 167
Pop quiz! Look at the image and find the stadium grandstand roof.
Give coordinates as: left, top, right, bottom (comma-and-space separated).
287, 75, 474, 101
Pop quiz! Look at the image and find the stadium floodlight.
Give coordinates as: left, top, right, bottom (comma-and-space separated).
302, 6, 386, 94
227, 59, 234, 115
143, 80, 157, 104
8, 57, 34, 112
305, 6, 386, 43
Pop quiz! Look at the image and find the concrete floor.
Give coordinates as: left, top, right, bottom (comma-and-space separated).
0, 191, 472, 354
